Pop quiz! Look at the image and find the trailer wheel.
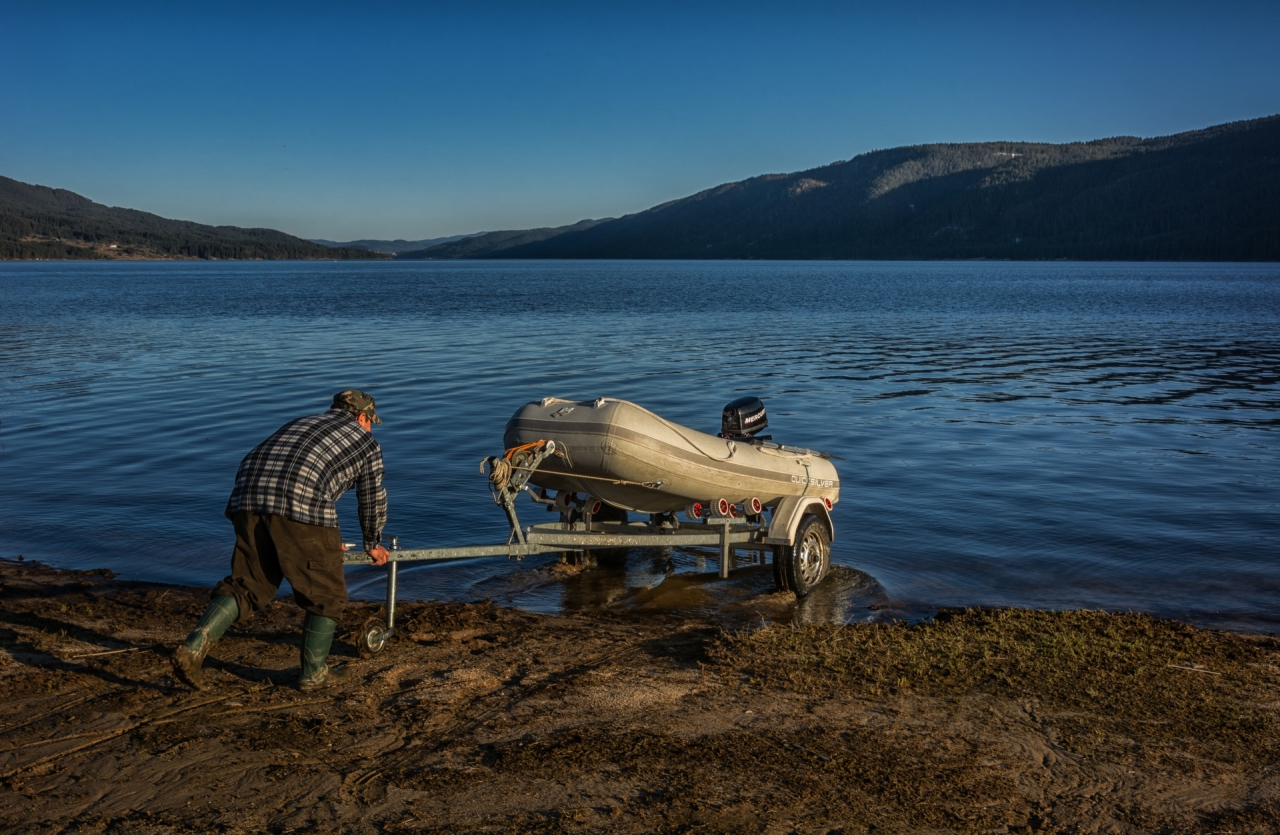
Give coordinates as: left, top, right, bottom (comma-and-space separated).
358, 616, 390, 658
775, 515, 831, 596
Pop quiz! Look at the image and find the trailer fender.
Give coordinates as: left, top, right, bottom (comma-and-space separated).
764, 496, 834, 546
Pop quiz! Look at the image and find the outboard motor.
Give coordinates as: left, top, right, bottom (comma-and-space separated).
721, 396, 770, 440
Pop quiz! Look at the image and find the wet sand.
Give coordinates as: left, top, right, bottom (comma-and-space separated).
1, 557, 1278, 834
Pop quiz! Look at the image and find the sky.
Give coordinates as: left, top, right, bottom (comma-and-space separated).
3, 1, 1279, 241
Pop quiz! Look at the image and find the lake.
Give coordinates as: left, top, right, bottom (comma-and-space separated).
1, 260, 1277, 631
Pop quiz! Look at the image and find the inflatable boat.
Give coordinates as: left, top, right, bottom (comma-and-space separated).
503, 396, 840, 516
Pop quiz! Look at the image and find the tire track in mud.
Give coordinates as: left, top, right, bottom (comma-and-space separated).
337, 625, 656, 798
0, 694, 226, 779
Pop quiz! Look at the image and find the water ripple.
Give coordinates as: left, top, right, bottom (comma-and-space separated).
1, 260, 1278, 631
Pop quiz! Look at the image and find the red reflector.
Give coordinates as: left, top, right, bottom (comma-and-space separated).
824, 497, 833, 510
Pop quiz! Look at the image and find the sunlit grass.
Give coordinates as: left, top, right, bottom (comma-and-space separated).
712, 608, 1280, 766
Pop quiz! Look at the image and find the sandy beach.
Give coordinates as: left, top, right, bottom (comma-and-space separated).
1, 557, 1277, 834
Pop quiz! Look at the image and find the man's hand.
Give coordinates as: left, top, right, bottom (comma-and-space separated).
367, 545, 390, 566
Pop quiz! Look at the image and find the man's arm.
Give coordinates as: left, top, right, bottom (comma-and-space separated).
354, 444, 389, 560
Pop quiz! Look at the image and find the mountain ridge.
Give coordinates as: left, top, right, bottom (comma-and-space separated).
0, 177, 387, 261
396, 219, 607, 260
401, 115, 1280, 262
311, 234, 484, 254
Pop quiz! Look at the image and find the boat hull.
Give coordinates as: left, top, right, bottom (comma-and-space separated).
503, 398, 840, 514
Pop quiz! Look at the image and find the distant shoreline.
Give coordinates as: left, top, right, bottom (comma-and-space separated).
5, 256, 1279, 264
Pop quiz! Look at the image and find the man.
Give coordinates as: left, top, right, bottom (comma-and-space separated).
172, 390, 390, 692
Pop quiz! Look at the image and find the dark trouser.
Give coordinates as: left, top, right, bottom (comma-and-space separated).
214, 511, 347, 622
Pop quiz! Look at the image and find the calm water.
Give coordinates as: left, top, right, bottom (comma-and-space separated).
2, 260, 1278, 631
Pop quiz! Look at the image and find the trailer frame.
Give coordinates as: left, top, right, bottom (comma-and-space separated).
342, 439, 833, 657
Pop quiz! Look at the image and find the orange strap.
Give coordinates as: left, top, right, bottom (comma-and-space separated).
503, 440, 550, 461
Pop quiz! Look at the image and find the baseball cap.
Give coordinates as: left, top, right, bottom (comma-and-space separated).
332, 389, 382, 424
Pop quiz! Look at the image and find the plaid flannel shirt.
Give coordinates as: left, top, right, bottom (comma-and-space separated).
225, 409, 387, 551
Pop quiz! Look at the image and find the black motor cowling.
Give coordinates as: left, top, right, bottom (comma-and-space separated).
721, 396, 768, 438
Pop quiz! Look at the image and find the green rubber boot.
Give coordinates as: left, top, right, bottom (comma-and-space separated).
171, 595, 238, 690
298, 613, 350, 692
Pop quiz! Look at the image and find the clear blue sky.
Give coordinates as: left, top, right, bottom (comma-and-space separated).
4, 1, 1278, 241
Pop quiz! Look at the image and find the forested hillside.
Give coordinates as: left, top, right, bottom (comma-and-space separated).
311, 234, 480, 254
0, 177, 386, 260
397, 220, 604, 259
405, 115, 1280, 261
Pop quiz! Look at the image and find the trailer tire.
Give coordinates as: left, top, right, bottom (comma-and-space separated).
358, 616, 390, 658
775, 514, 831, 597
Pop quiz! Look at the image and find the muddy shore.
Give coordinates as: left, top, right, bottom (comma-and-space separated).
1, 557, 1277, 834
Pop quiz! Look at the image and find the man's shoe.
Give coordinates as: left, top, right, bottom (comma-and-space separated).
298, 663, 351, 692
298, 612, 348, 691
171, 644, 206, 689
171, 595, 239, 690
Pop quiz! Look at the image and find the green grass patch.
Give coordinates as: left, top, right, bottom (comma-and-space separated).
710, 608, 1280, 767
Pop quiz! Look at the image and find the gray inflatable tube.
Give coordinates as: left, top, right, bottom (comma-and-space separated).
503, 397, 840, 515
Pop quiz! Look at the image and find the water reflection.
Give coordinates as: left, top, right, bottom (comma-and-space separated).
357, 547, 896, 627
790, 566, 894, 625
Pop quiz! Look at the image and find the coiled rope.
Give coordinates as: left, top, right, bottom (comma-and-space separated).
486, 456, 514, 492
481, 440, 547, 494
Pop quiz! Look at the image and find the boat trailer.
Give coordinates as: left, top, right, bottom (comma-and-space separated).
342, 440, 834, 658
